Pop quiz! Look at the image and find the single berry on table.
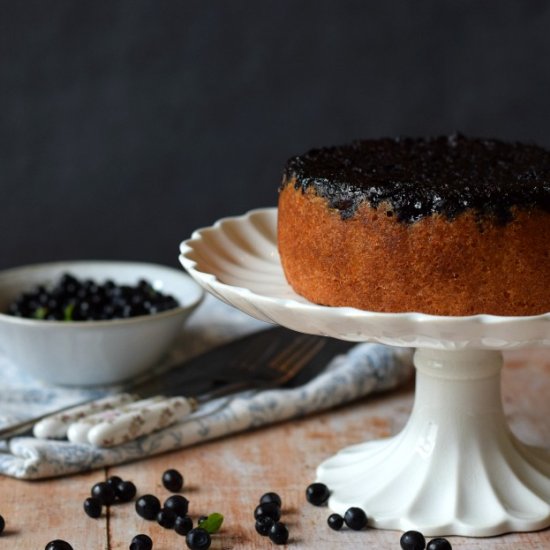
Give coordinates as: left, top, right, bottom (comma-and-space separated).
0, 514, 4, 534
185, 527, 211, 550
45, 540, 73, 550
269, 522, 289, 545
130, 533, 153, 550
254, 502, 281, 522
157, 507, 177, 529
305, 482, 331, 506
400, 530, 427, 550
163, 494, 189, 516
116, 480, 137, 502
174, 515, 193, 536
91, 481, 116, 506
83, 497, 102, 518
135, 494, 161, 520
255, 515, 275, 536
344, 507, 368, 530
427, 537, 452, 550
327, 513, 344, 531
162, 468, 184, 492
259, 491, 282, 507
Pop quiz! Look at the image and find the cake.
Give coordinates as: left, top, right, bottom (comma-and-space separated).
277, 135, 550, 316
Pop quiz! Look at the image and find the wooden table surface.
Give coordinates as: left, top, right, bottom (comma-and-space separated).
1, 349, 548, 549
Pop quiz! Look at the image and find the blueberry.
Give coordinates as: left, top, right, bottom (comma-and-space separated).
255, 516, 274, 536
268, 521, 289, 545
135, 494, 161, 520
400, 530, 426, 550
91, 482, 116, 506
185, 527, 211, 550
83, 497, 102, 518
0, 514, 4, 534
106, 475, 123, 491
157, 507, 176, 529
45, 541, 73, 550
163, 494, 189, 516
427, 538, 452, 550
327, 513, 344, 530
116, 480, 137, 502
259, 491, 282, 507
174, 515, 193, 536
162, 468, 184, 492
130, 533, 153, 550
305, 482, 330, 506
343, 507, 368, 530
254, 502, 281, 522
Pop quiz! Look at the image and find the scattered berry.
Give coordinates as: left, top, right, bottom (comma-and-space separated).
162, 468, 184, 492
130, 533, 153, 550
400, 530, 427, 550
174, 515, 193, 536
255, 516, 274, 536
268, 521, 289, 545
45, 541, 73, 550
185, 527, 211, 550
259, 491, 282, 507
135, 494, 161, 520
344, 507, 368, 530
254, 502, 281, 522
83, 497, 102, 518
0, 514, 4, 535
157, 507, 177, 529
163, 494, 189, 516
116, 480, 137, 502
91, 482, 116, 506
427, 538, 452, 550
305, 482, 331, 506
327, 513, 344, 530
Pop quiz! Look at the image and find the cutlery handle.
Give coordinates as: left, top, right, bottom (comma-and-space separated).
33, 393, 137, 439
70, 396, 198, 447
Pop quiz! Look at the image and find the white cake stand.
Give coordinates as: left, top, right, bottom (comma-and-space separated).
179, 207, 550, 537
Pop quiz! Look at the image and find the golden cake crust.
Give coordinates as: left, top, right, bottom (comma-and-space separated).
278, 180, 550, 316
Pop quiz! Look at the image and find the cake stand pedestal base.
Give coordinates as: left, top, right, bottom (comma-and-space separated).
316, 348, 550, 536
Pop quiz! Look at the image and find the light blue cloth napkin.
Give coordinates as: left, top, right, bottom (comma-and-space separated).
0, 295, 413, 479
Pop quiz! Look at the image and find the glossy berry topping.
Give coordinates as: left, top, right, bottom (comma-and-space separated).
162, 468, 184, 492
254, 502, 281, 522
116, 480, 137, 502
305, 482, 331, 506
129, 533, 153, 550
163, 494, 189, 517
269, 521, 289, 545
135, 494, 161, 520
427, 538, 452, 550
83, 497, 102, 518
45, 541, 73, 550
185, 527, 211, 550
343, 507, 368, 530
400, 530, 427, 550
174, 515, 193, 536
259, 491, 282, 507
327, 513, 344, 530
255, 516, 275, 536
91, 482, 116, 506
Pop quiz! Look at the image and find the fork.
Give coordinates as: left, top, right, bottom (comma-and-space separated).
1, 329, 348, 447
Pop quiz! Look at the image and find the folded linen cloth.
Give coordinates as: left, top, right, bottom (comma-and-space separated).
0, 295, 413, 479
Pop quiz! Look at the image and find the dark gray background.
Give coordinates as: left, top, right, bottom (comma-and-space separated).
1, 0, 549, 271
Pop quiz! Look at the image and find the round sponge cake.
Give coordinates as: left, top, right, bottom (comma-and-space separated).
277, 135, 550, 316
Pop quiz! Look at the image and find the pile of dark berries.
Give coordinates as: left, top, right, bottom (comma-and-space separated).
254, 491, 289, 545
6, 272, 180, 321
400, 530, 452, 550
84, 476, 137, 518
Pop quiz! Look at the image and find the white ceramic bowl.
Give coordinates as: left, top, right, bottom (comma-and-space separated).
0, 261, 204, 386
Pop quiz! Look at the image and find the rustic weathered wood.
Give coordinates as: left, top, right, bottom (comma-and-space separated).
1, 350, 548, 549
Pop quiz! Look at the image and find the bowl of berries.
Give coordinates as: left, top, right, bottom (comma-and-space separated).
0, 260, 204, 385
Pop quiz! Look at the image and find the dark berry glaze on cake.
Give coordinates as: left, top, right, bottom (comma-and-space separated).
283, 135, 550, 223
